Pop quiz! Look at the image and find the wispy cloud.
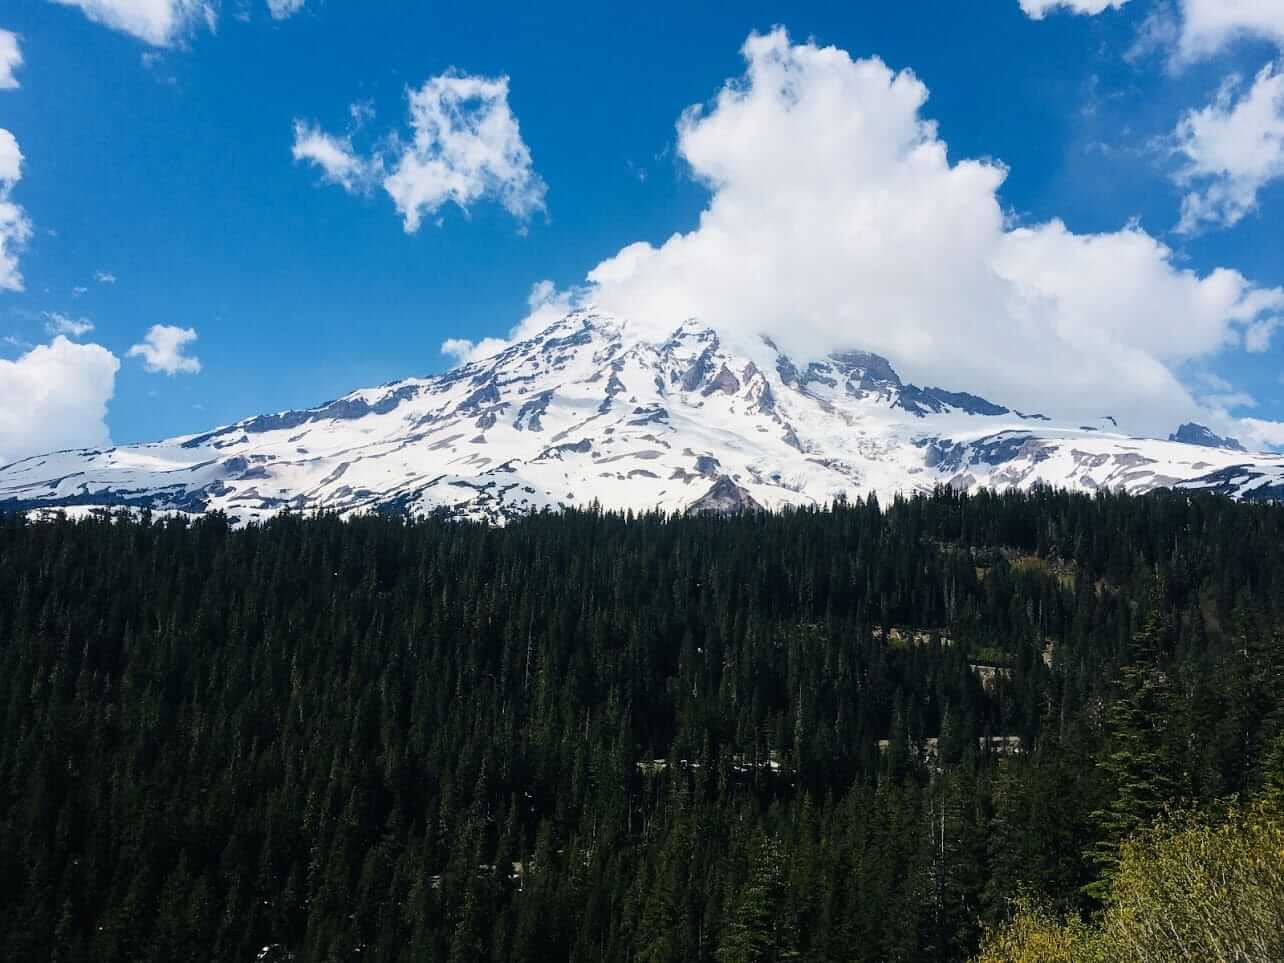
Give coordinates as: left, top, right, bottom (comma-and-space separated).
266, 0, 306, 20
0, 30, 22, 90
44, 313, 95, 338
291, 122, 376, 192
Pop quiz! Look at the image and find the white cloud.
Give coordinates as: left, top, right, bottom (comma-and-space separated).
0, 30, 22, 90
128, 324, 201, 374
441, 280, 573, 366
0, 128, 32, 293
467, 29, 1284, 439
0, 129, 20, 185
349, 100, 375, 127
441, 337, 501, 366
1177, 0, 1284, 62
95, 270, 117, 283
266, 0, 305, 19
1191, 368, 1257, 413
521, 278, 578, 333
291, 121, 375, 191
1244, 316, 1279, 352
49, 0, 217, 48
44, 313, 95, 338
1173, 64, 1284, 233
1019, 0, 1131, 19
1126, 5, 1181, 63
384, 72, 546, 231
294, 70, 547, 232
1236, 416, 1284, 448
0, 336, 119, 464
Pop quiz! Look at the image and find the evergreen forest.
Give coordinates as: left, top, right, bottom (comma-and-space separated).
1, 487, 1282, 961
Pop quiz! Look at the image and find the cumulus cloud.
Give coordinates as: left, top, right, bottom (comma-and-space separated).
384, 73, 546, 230
0, 30, 22, 90
0, 128, 32, 293
1173, 65, 1284, 233
461, 29, 1283, 440
95, 270, 117, 283
0, 336, 119, 463
44, 313, 95, 338
266, 0, 305, 19
49, 0, 217, 48
1019, 0, 1131, 19
1176, 0, 1284, 62
128, 324, 201, 374
293, 70, 547, 232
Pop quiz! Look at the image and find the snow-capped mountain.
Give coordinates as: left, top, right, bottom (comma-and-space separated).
4, 310, 1284, 524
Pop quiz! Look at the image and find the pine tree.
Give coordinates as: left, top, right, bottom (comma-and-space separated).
1083, 584, 1181, 899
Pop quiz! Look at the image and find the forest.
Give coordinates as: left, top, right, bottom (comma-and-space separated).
0, 487, 1281, 962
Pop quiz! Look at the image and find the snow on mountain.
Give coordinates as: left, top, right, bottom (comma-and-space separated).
3, 310, 1284, 524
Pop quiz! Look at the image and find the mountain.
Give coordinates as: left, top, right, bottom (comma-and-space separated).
1168, 422, 1246, 452
3, 310, 1283, 524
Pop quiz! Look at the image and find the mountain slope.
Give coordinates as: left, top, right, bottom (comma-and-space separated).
3, 311, 1283, 524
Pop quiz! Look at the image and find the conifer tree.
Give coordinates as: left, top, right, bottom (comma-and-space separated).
1083, 581, 1181, 899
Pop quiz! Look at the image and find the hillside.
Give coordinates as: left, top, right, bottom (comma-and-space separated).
1, 488, 1281, 961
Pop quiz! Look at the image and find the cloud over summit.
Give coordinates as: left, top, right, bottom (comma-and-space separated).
471, 29, 1282, 441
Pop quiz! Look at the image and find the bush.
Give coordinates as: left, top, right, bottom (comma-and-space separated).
974, 805, 1284, 963
972, 897, 1096, 963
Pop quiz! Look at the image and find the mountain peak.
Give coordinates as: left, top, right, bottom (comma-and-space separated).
1168, 423, 1246, 452
1, 311, 1281, 524
828, 349, 902, 387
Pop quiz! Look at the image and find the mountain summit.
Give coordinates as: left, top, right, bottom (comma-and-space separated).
1168, 423, 1246, 452
3, 311, 1282, 524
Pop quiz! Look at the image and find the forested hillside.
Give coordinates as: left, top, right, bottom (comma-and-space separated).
1, 489, 1282, 961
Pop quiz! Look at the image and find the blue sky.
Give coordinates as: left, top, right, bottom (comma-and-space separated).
1, 0, 1283, 456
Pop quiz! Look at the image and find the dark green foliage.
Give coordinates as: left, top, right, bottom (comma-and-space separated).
1083, 587, 1183, 898
0, 487, 1282, 961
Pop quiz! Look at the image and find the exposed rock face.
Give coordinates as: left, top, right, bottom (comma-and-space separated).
1168, 423, 1246, 452
2, 309, 1282, 525
686, 476, 763, 515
